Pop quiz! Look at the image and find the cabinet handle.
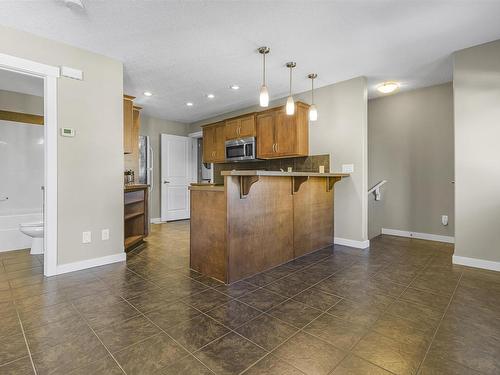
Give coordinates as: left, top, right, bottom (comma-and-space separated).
276, 143, 279, 152
272, 143, 276, 152
237, 126, 240, 136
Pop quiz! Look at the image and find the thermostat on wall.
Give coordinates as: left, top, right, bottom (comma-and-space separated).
60, 128, 75, 137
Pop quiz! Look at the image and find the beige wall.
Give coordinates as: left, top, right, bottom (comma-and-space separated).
0, 25, 124, 265
191, 77, 369, 246
0, 89, 43, 115
368, 83, 455, 239
140, 115, 189, 219
453, 39, 500, 265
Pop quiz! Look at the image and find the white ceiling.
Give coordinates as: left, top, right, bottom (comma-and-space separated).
1, 0, 500, 123
0, 69, 43, 97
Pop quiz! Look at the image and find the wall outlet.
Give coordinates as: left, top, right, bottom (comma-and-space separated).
342, 164, 354, 173
101, 229, 110, 241
82, 231, 92, 244
441, 215, 449, 226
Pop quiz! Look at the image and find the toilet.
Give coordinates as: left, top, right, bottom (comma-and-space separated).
19, 222, 44, 254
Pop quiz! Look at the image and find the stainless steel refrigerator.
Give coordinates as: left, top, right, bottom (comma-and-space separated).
138, 135, 153, 190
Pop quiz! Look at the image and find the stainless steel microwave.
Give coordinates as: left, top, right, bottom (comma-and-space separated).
225, 137, 257, 162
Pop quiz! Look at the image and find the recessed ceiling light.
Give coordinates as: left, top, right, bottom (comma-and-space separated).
143, 91, 153, 97
230, 84, 240, 90
186, 102, 194, 107
377, 81, 400, 94
207, 94, 215, 99
64, 0, 85, 9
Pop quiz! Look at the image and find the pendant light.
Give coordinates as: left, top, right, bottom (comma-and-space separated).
285, 62, 296, 115
258, 46, 270, 107
308, 73, 318, 121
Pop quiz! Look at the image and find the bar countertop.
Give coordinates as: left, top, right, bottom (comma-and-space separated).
220, 170, 350, 178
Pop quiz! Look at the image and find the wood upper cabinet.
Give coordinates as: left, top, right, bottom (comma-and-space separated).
256, 102, 309, 159
131, 106, 142, 157
256, 112, 276, 158
123, 95, 135, 154
202, 122, 226, 163
225, 114, 256, 140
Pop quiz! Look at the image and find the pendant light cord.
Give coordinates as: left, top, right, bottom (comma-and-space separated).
311, 77, 314, 104
263, 53, 266, 86
289, 66, 292, 96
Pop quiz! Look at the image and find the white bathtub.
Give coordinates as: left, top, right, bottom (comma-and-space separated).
0, 211, 42, 252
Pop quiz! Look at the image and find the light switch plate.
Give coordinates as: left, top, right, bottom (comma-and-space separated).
61, 128, 75, 137
101, 229, 109, 241
342, 164, 354, 173
82, 231, 91, 244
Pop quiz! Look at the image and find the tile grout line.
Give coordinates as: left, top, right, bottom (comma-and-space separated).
14, 308, 37, 375
415, 271, 464, 374
119, 295, 217, 374
70, 302, 128, 375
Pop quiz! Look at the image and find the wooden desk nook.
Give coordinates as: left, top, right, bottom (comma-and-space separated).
189, 171, 349, 284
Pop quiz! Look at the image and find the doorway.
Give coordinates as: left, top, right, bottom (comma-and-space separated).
160, 134, 194, 221
0, 53, 59, 276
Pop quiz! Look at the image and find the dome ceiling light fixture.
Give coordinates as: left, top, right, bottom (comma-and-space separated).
258, 46, 270, 107
63, 0, 85, 9
285, 62, 296, 115
377, 81, 400, 94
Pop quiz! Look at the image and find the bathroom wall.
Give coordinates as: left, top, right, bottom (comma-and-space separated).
0, 90, 44, 216
0, 121, 44, 216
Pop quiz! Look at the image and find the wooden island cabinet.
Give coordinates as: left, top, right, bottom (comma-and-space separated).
189, 170, 349, 283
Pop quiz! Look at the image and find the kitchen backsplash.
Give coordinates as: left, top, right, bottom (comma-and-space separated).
213, 154, 330, 185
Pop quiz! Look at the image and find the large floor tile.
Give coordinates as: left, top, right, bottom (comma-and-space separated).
194, 332, 267, 375
114, 333, 188, 375
272, 332, 346, 375
242, 354, 304, 375
236, 314, 298, 351
205, 300, 261, 329
94, 315, 160, 353
331, 354, 392, 375
165, 314, 230, 352
267, 299, 322, 328
237, 288, 287, 312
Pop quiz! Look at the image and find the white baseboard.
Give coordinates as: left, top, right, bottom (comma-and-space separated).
56, 252, 126, 275
150, 217, 162, 224
334, 237, 370, 249
381, 228, 454, 244
453, 255, 500, 272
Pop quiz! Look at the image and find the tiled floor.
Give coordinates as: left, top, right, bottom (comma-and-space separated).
1, 221, 500, 374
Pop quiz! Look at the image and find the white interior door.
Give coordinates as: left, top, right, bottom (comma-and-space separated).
160, 134, 192, 221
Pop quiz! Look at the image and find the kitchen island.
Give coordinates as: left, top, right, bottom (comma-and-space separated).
189, 170, 349, 284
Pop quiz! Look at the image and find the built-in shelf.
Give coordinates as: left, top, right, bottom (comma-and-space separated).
124, 185, 148, 252
125, 235, 143, 249
125, 211, 144, 221
125, 198, 145, 205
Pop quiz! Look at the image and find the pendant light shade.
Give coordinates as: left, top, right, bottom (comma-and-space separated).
286, 95, 295, 115
259, 85, 269, 107
285, 62, 296, 115
258, 47, 270, 107
309, 104, 318, 121
308, 73, 318, 121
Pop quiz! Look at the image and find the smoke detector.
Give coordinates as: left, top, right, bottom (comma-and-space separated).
64, 0, 85, 9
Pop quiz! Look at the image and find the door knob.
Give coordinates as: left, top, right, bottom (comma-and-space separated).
163, 180, 170, 184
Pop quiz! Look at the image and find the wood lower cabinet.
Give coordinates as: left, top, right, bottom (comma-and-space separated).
124, 185, 149, 252
257, 102, 309, 159
225, 114, 256, 140
202, 122, 226, 163
123, 95, 135, 154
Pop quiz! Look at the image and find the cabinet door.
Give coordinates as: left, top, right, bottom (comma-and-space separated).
123, 97, 134, 154
256, 112, 276, 158
238, 115, 256, 138
214, 124, 226, 162
275, 109, 297, 156
225, 119, 240, 140
202, 126, 215, 163
131, 107, 141, 157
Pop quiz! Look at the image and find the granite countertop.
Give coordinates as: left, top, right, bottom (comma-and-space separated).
220, 170, 350, 178
124, 184, 149, 191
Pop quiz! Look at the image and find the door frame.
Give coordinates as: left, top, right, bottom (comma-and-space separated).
0, 53, 60, 276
